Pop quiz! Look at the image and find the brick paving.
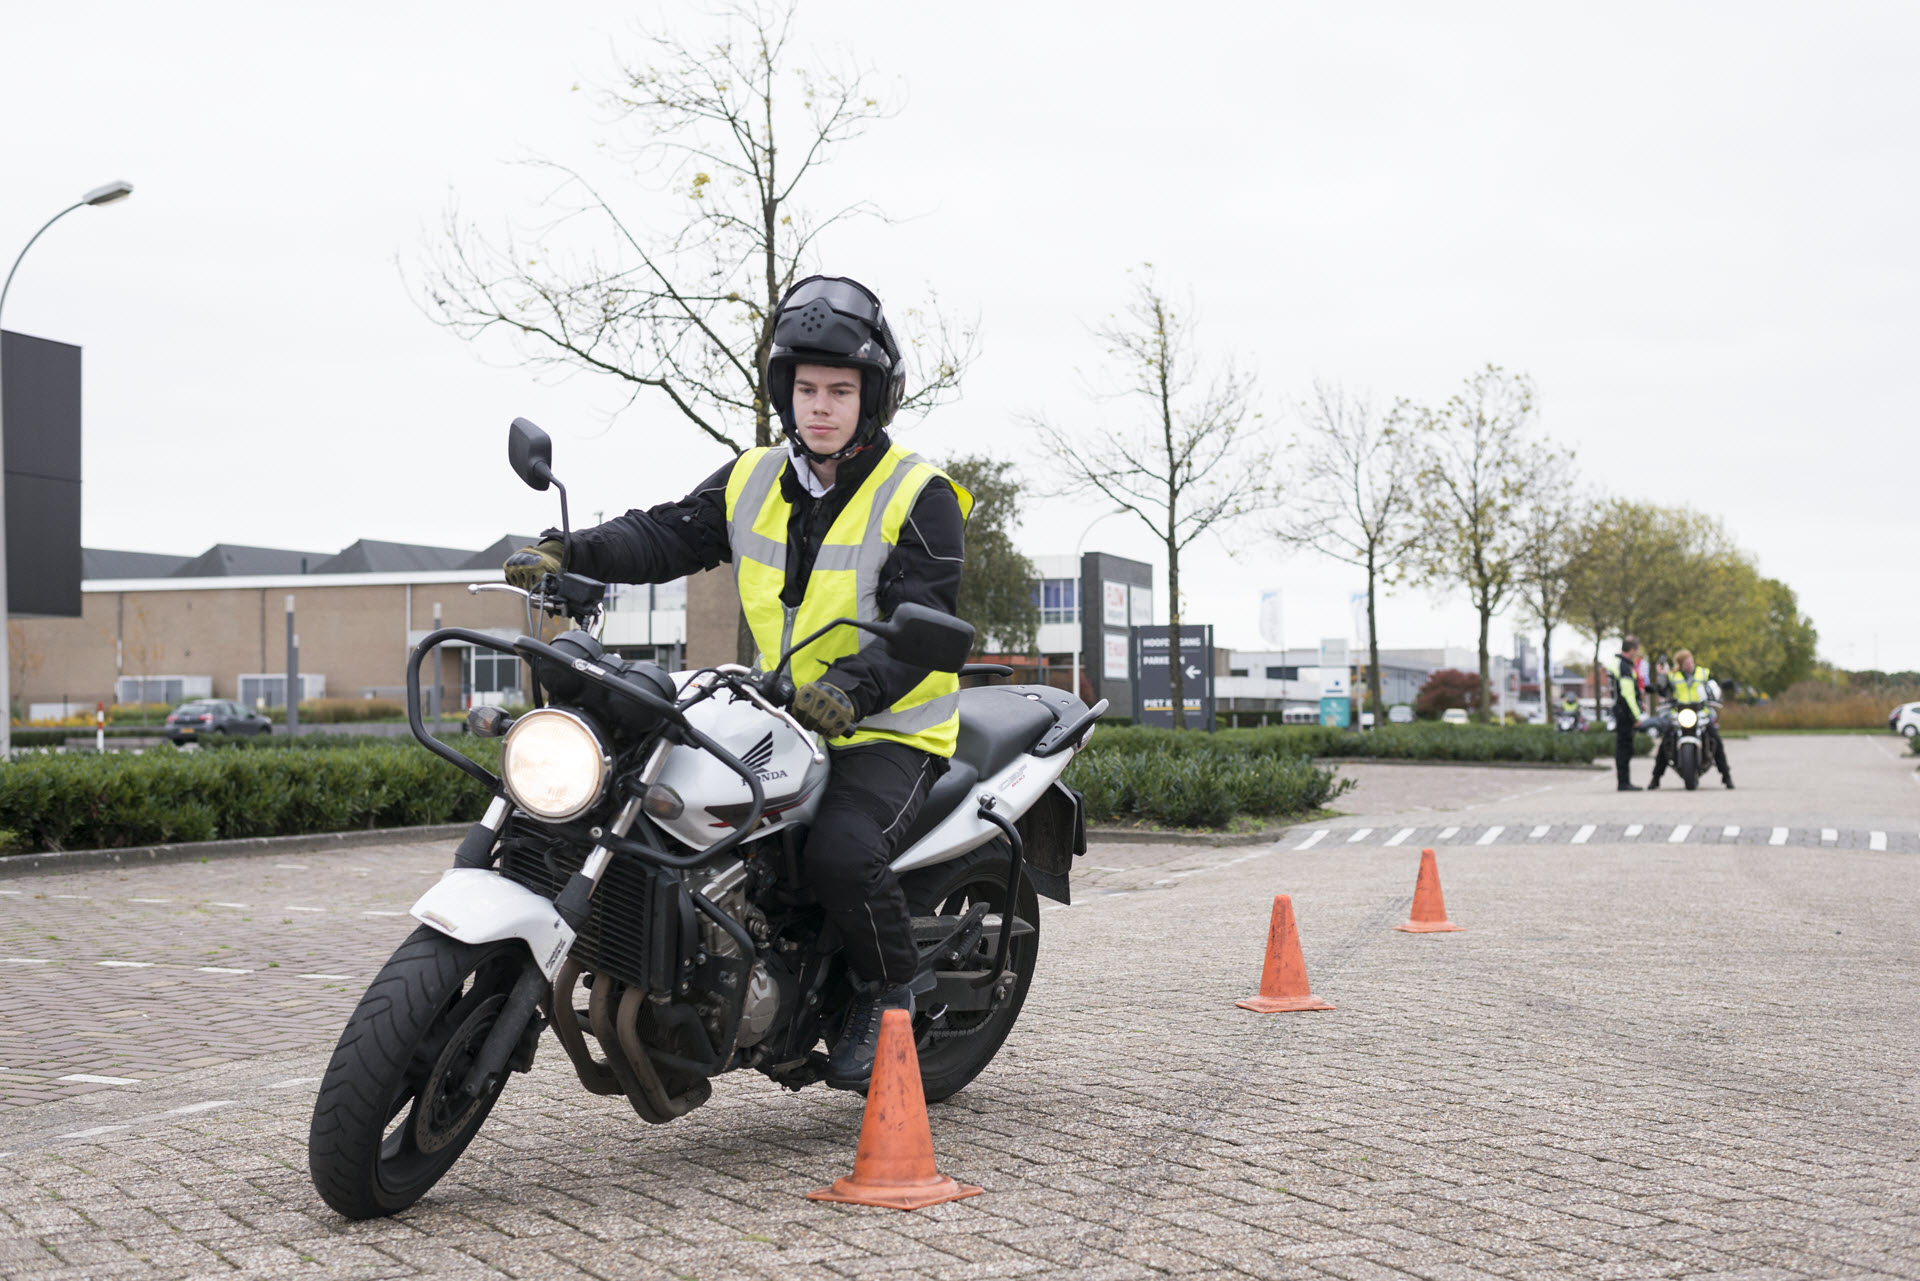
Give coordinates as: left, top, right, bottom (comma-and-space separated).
0, 734, 1914, 1277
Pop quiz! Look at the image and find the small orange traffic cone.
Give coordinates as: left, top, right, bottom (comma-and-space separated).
1235, 894, 1335, 1012
807, 1008, 983, 1210
1395, 848, 1463, 933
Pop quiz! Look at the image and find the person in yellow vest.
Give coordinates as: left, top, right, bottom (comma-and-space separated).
504, 276, 969, 1088
1649, 647, 1734, 789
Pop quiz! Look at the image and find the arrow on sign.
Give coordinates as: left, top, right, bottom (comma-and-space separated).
1184, 664, 1203, 680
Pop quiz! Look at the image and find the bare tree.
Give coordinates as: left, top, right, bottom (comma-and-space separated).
1268, 382, 1417, 725
418, 0, 973, 454
1407, 365, 1566, 723
1513, 471, 1585, 717
1028, 268, 1271, 729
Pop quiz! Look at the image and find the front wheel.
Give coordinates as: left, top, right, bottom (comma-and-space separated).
308, 928, 524, 1218
900, 840, 1041, 1103
1678, 741, 1701, 791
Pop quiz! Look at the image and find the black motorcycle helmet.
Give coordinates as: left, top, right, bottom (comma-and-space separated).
765, 275, 906, 462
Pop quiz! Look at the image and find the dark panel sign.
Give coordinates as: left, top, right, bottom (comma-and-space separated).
1, 330, 82, 618
1132, 624, 1214, 730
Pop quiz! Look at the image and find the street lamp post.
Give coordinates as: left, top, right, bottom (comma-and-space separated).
0, 181, 134, 758
1069, 506, 1127, 704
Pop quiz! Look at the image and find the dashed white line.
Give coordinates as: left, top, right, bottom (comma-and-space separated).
1476, 826, 1503, 846
1529, 825, 1550, 839
1294, 829, 1329, 850
1625, 824, 1644, 838
95, 961, 155, 969
58, 1125, 128, 1139
363, 910, 407, 917
1572, 825, 1595, 845
196, 966, 252, 974
1437, 826, 1460, 841
1345, 828, 1373, 843
166, 1100, 235, 1115
1722, 826, 1740, 839
1770, 828, 1788, 846
1669, 825, 1692, 844
127, 898, 172, 904
267, 1077, 322, 1089
274, 864, 310, 871
50, 894, 90, 900
209, 902, 248, 909
58, 1074, 137, 1085
300, 973, 355, 981
0, 890, 19, 896
1821, 829, 1838, 843
283, 906, 326, 913
1384, 828, 1415, 847
1, 958, 49, 965
1870, 831, 1887, 851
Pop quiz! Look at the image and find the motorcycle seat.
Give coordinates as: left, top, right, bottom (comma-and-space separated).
895, 685, 1071, 853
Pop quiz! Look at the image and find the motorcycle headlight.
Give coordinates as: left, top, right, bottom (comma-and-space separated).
501, 708, 609, 821
1676, 708, 1698, 729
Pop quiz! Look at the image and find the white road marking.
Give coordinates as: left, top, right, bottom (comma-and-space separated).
1625, 824, 1644, 837
58, 1074, 137, 1085
1723, 826, 1740, 839
95, 961, 154, 968
1870, 831, 1887, 851
196, 966, 251, 974
1770, 828, 1788, 845
1437, 827, 1460, 841
1, 958, 50, 965
363, 910, 406, 917
1529, 825, 1550, 838
268, 1077, 321, 1089
0, 890, 19, 895
1821, 829, 1838, 843
274, 864, 310, 871
1385, 827, 1415, 847
209, 902, 248, 909
300, 973, 354, 981
1572, 825, 1595, 845
59, 1125, 128, 1138
1477, 826, 1503, 845
1346, 828, 1373, 843
50, 895, 90, 900
1669, 825, 1692, 843
283, 906, 326, 913
1294, 829, 1329, 850
127, 898, 172, 904
167, 1100, 235, 1115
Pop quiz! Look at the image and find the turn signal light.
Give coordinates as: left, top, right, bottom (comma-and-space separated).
466, 706, 514, 738
642, 784, 684, 821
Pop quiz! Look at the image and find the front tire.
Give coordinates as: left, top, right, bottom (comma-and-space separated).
900, 840, 1041, 1103
308, 928, 523, 1219
1678, 741, 1700, 791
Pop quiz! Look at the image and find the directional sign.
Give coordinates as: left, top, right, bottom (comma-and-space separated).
1133, 624, 1215, 730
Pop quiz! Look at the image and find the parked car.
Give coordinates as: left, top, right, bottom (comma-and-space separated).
1440, 707, 1471, 725
165, 699, 272, 743
1388, 704, 1415, 724
1891, 702, 1920, 738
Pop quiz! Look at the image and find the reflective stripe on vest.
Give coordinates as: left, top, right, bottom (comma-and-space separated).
1670, 665, 1711, 703
723, 444, 974, 756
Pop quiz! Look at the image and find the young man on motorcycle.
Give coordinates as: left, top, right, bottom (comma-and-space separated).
1648, 648, 1734, 789
1610, 637, 1645, 791
503, 276, 969, 1089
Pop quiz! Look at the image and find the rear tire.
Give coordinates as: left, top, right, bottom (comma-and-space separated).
308, 928, 522, 1219
1678, 741, 1700, 791
900, 840, 1040, 1103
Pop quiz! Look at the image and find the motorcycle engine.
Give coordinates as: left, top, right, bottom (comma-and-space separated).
696, 859, 783, 1050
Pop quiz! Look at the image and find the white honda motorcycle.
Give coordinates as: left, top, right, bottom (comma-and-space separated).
307, 419, 1104, 1219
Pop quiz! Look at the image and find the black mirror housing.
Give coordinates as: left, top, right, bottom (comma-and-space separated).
508, 418, 555, 492
873, 603, 974, 674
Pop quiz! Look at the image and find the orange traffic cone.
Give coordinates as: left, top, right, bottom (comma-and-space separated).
807, 1008, 984, 1210
1235, 894, 1335, 1012
1395, 848, 1463, 933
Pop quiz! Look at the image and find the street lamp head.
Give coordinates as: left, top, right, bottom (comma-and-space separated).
82, 181, 133, 206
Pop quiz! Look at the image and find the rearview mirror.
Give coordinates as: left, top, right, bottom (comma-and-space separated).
871, 603, 974, 674
508, 418, 555, 492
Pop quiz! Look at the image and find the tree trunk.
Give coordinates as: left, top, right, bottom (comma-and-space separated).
1541, 622, 1553, 719
1167, 539, 1184, 731
1365, 553, 1384, 730
1476, 599, 1493, 724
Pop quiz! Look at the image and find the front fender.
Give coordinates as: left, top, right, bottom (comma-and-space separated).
410, 868, 576, 981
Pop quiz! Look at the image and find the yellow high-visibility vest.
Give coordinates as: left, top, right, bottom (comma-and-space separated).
1670, 664, 1712, 703
723, 444, 973, 756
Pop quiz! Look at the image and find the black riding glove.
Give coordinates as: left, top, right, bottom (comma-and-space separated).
503, 538, 564, 590
791, 680, 858, 739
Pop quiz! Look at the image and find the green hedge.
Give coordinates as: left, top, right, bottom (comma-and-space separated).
1066, 749, 1351, 828
0, 740, 502, 854
1087, 722, 1647, 764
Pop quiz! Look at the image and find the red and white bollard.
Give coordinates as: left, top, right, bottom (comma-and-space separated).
96, 702, 105, 754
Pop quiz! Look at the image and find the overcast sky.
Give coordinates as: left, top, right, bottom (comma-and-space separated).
4, 2, 1915, 671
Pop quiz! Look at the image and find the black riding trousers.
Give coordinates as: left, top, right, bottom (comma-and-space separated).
802, 741, 947, 988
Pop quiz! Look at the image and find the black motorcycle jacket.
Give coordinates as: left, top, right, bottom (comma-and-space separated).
554, 432, 965, 721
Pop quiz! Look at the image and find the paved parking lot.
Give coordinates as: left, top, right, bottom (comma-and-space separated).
0, 734, 1915, 1278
